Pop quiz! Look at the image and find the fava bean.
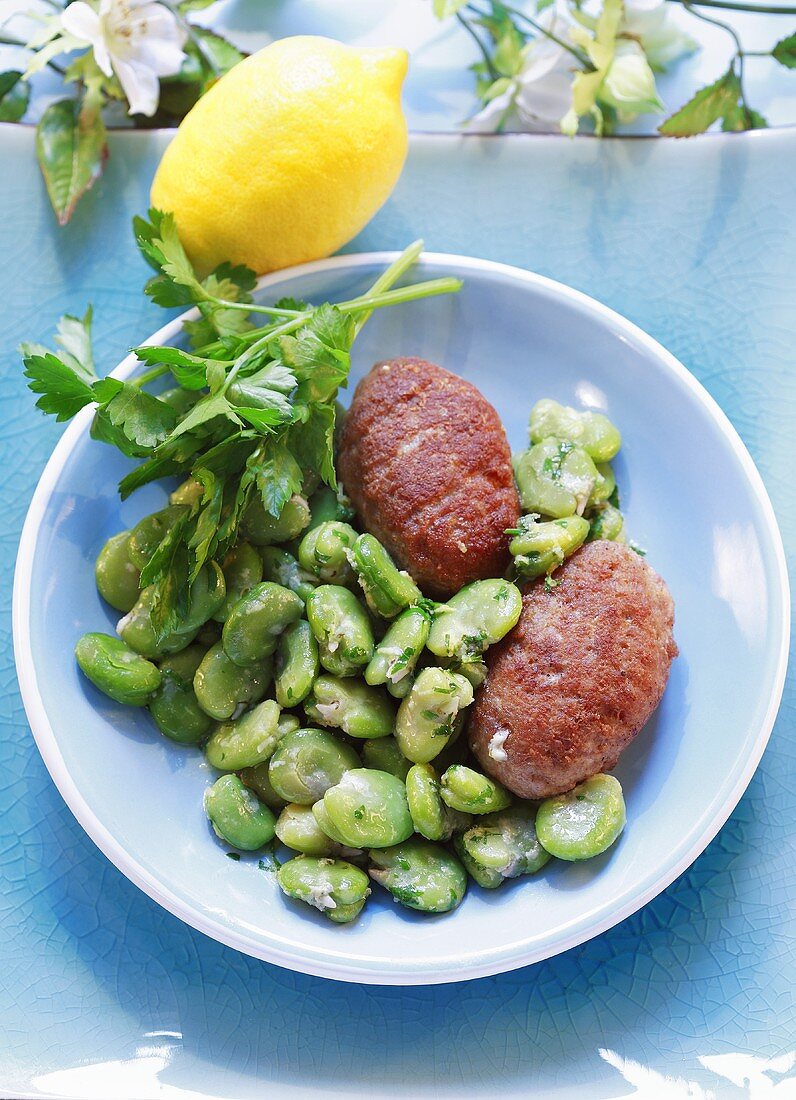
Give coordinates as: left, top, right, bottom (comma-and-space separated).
535, 774, 626, 860
405, 762, 470, 842
361, 736, 411, 781
239, 762, 288, 812
529, 398, 621, 462
306, 585, 374, 676
277, 856, 370, 923
298, 521, 358, 585
193, 642, 272, 721
395, 668, 474, 764
242, 493, 311, 546
222, 582, 304, 666
127, 505, 188, 570
365, 607, 430, 694
95, 531, 140, 612
76, 632, 161, 706
588, 502, 625, 542
204, 774, 276, 850
369, 839, 467, 913
453, 834, 504, 889
314, 769, 413, 849
260, 547, 317, 603
440, 765, 511, 815
307, 484, 355, 530
213, 542, 263, 622
276, 803, 338, 856
514, 440, 599, 518
150, 645, 212, 744
169, 477, 203, 505
117, 585, 196, 659
590, 462, 616, 505
459, 806, 550, 882
427, 579, 522, 662
508, 514, 590, 579
275, 620, 319, 708
205, 698, 283, 771
268, 727, 360, 805
350, 534, 421, 618
305, 675, 396, 739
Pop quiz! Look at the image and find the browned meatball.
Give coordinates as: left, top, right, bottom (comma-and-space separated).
337, 358, 519, 598
468, 540, 678, 799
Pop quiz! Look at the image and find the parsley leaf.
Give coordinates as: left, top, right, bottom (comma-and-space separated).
23, 352, 96, 421
251, 440, 304, 517
659, 69, 741, 136
92, 378, 178, 451
772, 32, 796, 69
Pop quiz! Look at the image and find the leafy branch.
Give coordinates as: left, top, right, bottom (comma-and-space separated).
438, 0, 796, 136
20, 212, 462, 638
1, 0, 246, 224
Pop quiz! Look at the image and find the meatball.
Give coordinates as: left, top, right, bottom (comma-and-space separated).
468, 541, 677, 799
337, 358, 519, 598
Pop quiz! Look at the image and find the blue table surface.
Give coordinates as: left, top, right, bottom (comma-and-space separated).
0, 123, 794, 1098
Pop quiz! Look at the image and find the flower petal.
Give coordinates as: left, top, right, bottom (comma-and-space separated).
59, 1, 101, 45
113, 54, 160, 116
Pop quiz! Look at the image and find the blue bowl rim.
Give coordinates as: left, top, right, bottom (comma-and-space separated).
12, 251, 791, 985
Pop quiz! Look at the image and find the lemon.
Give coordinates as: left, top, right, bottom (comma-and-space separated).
151, 35, 408, 276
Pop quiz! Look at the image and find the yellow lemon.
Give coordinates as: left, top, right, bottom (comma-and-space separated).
151, 35, 408, 276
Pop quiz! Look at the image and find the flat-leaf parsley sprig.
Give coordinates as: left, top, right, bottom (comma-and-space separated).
21, 214, 462, 638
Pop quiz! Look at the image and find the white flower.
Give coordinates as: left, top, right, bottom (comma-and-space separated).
600, 39, 663, 120
621, 0, 698, 70
61, 0, 187, 117
465, 8, 575, 132
514, 37, 575, 128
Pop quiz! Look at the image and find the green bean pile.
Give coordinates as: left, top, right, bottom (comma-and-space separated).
76, 397, 629, 924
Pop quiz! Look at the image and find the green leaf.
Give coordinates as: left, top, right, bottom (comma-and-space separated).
36, 99, 107, 225
139, 510, 190, 587
165, 391, 242, 442
22, 352, 96, 421
191, 27, 246, 81
118, 439, 202, 498
90, 407, 154, 458
177, 0, 219, 13
234, 407, 286, 433
253, 440, 303, 517
193, 432, 259, 476
138, 210, 206, 302
227, 364, 296, 423
278, 306, 353, 402
289, 403, 337, 488
55, 307, 95, 381
187, 467, 224, 577
721, 104, 768, 131
92, 379, 178, 451
659, 69, 740, 137
0, 71, 30, 122
772, 32, 796, 69
134, 345, 215, 390
433, 0, 468, 16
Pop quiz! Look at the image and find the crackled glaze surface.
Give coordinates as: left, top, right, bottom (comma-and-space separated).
1, 127, 794, 1096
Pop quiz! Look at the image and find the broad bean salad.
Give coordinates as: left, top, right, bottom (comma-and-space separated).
24, 221, 630, 924
77, 404, 629, 926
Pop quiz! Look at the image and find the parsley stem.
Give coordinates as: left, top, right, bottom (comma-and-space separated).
354, 239, 425, 334
130, 364, 170, 388
203, 299, 303, 317
338, 278, 464, 314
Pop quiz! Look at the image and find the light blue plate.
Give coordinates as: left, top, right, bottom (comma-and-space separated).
13, 252, 789, 986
